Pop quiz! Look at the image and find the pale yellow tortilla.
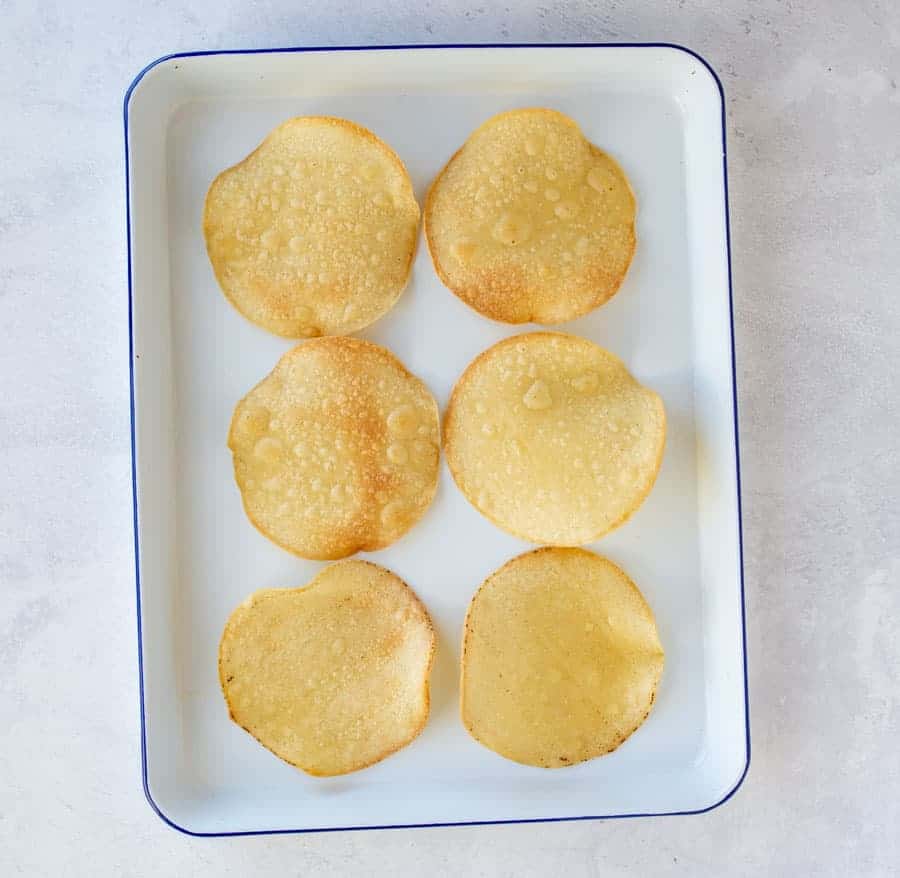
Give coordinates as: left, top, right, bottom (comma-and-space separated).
426, 108, 635, 324
229, 337, 440, 560
220, 560, 436, 776
461, 547, 664, 768
205, 116, 420, 337
444, 332, 665, 545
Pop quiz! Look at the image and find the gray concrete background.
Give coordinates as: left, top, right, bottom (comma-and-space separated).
1, 1, 898, 874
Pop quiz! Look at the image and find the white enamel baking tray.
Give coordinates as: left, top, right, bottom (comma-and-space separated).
125, 43, 748, 836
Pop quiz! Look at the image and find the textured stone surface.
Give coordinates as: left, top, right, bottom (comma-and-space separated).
1, 1, 897, 875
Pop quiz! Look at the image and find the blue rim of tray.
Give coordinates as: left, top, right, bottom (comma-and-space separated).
125, 42, 749, 837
